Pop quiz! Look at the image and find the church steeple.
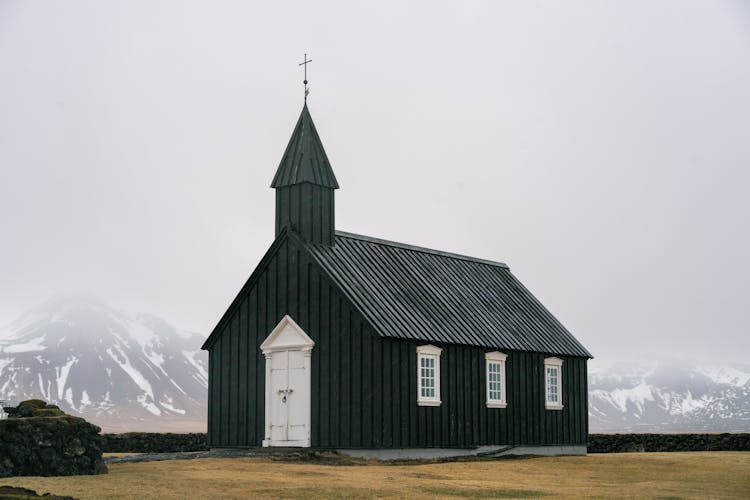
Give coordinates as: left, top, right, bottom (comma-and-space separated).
272, 105, 338, 245
271, 105, 339, 189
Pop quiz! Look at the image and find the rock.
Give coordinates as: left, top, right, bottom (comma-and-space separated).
33, 408, 67, 418
0, 400, 107, 477
18, 399, 47, 409
0, 485, 78, 499
100, 432, 208, 453
16, 405, 34, 418
588, 433, 750, 453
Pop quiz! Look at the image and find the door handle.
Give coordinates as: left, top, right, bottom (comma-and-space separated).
278, 388, 293, 402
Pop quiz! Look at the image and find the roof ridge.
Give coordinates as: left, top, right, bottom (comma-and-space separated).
334, 230, 509, 269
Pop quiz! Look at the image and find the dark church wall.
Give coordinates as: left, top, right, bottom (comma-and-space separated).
206, 233, 588, 448
275, 183, 334, 245
207, 232, 375, 448
307, 329, 588, 448
357, 339, 588, 448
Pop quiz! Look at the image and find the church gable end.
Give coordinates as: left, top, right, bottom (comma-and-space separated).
203, 226, 387, 448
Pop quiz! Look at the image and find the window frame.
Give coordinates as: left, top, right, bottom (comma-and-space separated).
416, 344, 442, 406
544, 357, 564, 410
485, 351, 508, 408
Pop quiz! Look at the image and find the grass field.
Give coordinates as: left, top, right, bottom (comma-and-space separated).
2, 452, 748, 499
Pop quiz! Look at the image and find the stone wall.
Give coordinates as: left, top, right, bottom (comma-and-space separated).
100, 432, 208, 453
588, 433, 750, 453
0, 404, 107, 477
97, 432, 750, 454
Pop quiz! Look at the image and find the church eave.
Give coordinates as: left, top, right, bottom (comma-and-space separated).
201, 227, 292, 351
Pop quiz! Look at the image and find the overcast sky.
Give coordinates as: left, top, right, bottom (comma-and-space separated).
1, 1, 748, 364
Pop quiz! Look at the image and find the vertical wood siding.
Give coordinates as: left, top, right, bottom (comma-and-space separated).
207, 235, 588, 448
275, 184, 334, 245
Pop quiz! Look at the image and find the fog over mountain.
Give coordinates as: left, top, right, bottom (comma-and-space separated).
1, 297, 747, 434
589, 361, 750, 433
0, 296, 206, 432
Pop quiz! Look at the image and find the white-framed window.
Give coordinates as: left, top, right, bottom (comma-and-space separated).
417, 345, 442, 406
485, 352, 507, 408
544, 357, 564, 410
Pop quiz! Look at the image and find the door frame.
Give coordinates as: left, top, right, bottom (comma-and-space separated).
260, 315, 315, 447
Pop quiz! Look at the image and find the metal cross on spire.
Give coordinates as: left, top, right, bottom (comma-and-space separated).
299, 53, 312, 102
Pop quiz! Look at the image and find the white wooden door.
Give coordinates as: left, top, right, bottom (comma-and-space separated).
261, 315, 314, 448
267, 349, 311, 446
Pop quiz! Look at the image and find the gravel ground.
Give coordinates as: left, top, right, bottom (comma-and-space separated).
104, 450, 272, 464
103, 449, 353, 464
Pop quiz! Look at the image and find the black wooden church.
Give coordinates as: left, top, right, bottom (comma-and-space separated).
201, 104, 592, 457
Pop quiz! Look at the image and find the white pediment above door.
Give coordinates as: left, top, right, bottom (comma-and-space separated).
260, 315, 315, 355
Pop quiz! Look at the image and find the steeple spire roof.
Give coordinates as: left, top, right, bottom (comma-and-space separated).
271, 104, 339, 189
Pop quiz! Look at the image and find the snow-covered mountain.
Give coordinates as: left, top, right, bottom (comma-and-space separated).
2, 297, 747, 434
589, 361, 750, 433
0, 296, 207, 432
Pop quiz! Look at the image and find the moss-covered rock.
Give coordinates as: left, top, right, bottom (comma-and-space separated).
31, 408, 67, 418
17, 399, 47, 409
0, 400, 107, 477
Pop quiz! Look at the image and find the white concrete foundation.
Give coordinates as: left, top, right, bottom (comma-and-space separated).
337, 445, 587, 460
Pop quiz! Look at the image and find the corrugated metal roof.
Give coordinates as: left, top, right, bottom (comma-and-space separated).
305, 231, 592, 358
270, 104, 339, 189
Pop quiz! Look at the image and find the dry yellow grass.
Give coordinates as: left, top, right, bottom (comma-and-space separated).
2, 452, 749, 499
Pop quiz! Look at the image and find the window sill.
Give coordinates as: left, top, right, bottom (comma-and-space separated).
545, 404, 564, 411
486, 402, 507, 409
418, 400, 442, 407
